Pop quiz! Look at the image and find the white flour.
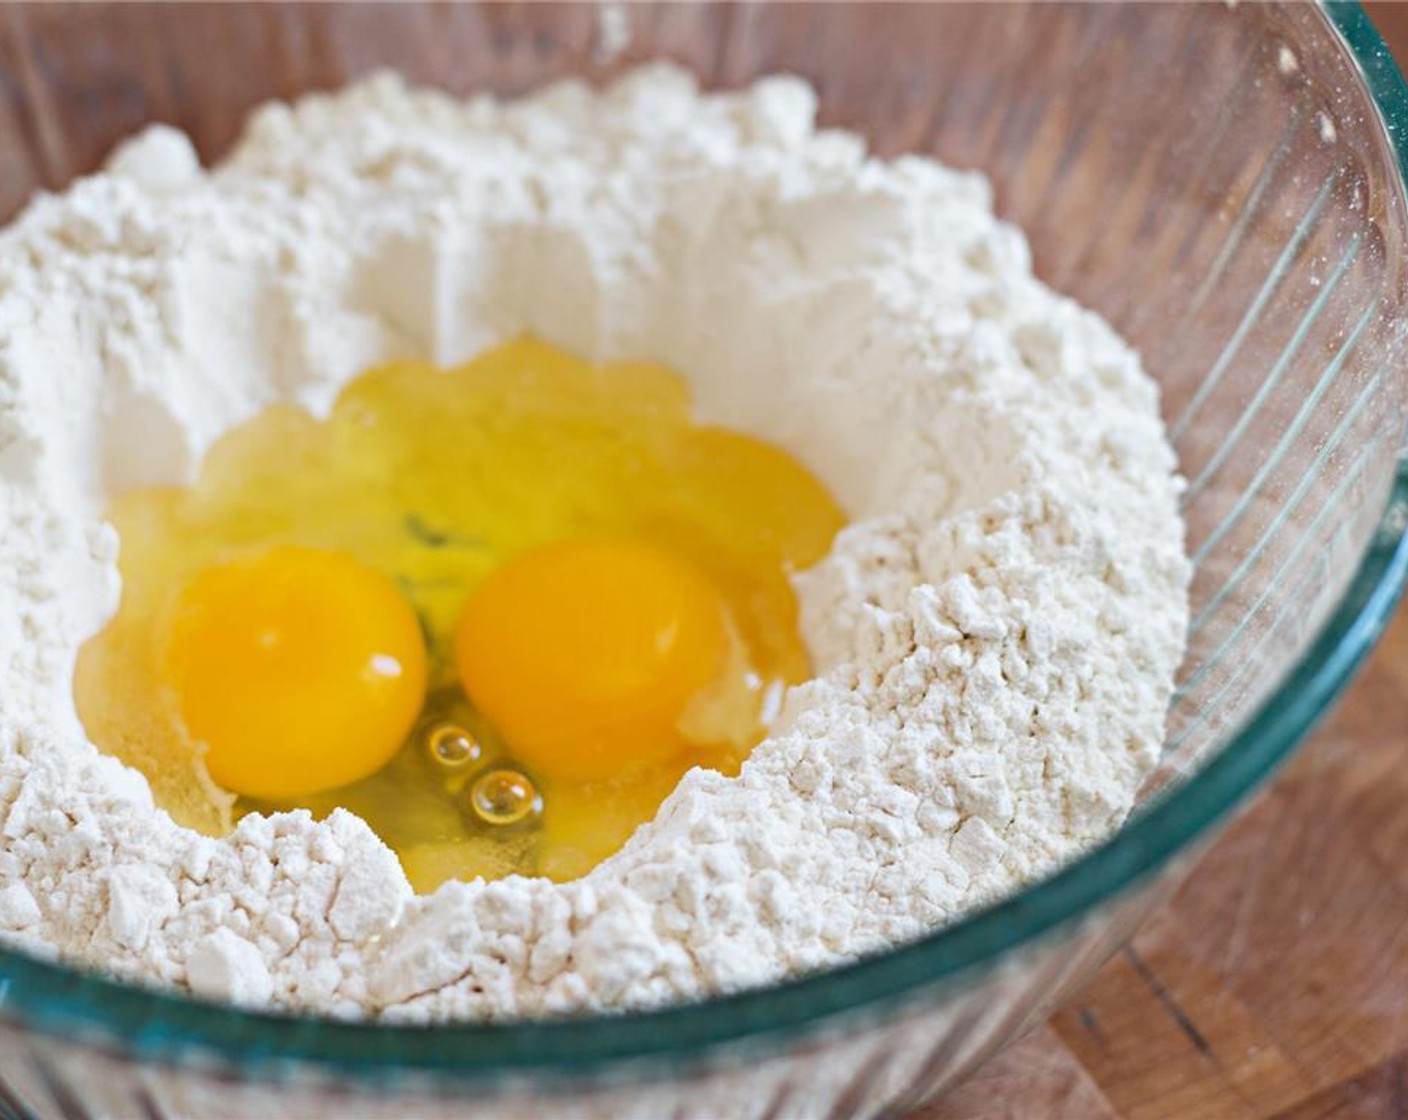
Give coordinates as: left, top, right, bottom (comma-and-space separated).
0, 67, 1189, 1021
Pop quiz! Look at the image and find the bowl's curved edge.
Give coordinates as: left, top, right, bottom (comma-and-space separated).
0, 0, 1406, 1091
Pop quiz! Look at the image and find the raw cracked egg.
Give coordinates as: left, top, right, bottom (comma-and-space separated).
75, 338, 845, 890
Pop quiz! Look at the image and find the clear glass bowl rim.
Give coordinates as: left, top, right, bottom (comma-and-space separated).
2, 0, 1407, 1086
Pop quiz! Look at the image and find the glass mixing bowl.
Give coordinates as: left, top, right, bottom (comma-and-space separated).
1, 4, 1406, 1117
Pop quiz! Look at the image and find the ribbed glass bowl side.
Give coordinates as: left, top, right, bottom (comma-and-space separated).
0, 4, 1404, 1118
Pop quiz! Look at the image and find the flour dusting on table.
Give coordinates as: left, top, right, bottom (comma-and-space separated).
0, 66, 1189, 1021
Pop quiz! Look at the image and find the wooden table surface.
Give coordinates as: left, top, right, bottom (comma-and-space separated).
919, 8, 1408, 1118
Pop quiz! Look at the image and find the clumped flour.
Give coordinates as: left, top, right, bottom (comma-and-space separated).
0, 67, 1189, 1021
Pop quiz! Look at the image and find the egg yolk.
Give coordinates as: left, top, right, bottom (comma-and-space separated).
456, 539, 727, 785
160, 546, 428, 800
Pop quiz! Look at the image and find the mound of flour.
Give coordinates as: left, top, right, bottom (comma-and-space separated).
0, 66, 1188, 1021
